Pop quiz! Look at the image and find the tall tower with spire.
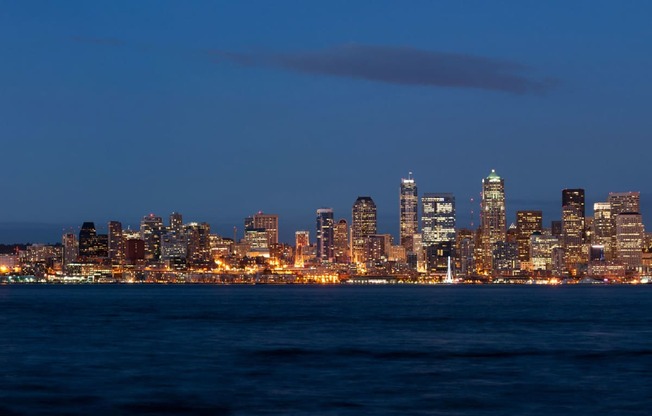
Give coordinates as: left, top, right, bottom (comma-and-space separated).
400, 172, 418, 252
480, 169, 506, 273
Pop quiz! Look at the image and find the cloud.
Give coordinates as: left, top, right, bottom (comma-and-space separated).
211, 44, 556, 94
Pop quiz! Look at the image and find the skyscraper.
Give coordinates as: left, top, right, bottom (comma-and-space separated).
294, 231, 310, 267
561, 188, 585, 274
316, 208, 335, 262
334, 219, 350, 264
421, 193, 456, 246
78, 222, 97, 259
480, 170, 506, 272
616, 213, 644, 270
516, 211, 542, 262
141, 214, 164, 261
186, 222, 211, 267
592, 202, 614, 260
169, 212, 183, 233
62, 233, 78, 267
108, 221, 125, 263
351, 196, 377, 264
608, 192, 640, 216
399, 172, 418, 251
253, 212, 279, 246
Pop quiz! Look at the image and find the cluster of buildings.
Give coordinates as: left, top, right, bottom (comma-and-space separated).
1, 170, 650, 283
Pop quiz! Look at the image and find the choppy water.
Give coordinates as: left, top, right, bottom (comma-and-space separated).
1, 285, 652, 415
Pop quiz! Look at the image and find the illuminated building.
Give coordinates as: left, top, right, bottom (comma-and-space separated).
388, 245, 406, 263
421, 193, 456, 246
253, 212, 279, 246
62, 233, 78, 267
562, 188, 586, 274
592, 202, 614, 260
492, 241, 518, 275
456, 228, 475, 276
316, 208, 335, 262
294, 231, 310, 267
186, 222, 211, 266
615, 212, 644, 271
608, 192, 640, 216
365, 234, 392, 264
516, 211, 542, 262
169, 212, 183, 233
480, 170, 506, 272
108, 221, 125, 264
530, 232, 560, 271
426, 241, 453, 272
125, 238, 145, 263
351, 196, 377, 264
161, 230, 188, 267
399, 172, 418, 251
140, 214, 164, 261
334, 219, 350, 263
79, 222, 97, 259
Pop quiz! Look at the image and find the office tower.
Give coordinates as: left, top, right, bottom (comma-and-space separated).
399, 172, 418, 251
334, 219, 350, 264
161, 230, 188, 267
78, 222, 97, 259
169, 212, 183, 233
62, 233, 78, 267
421, 193, 456, 246
456, 228, 475, 276
516, 211, 542, 262
244, 216, 254, 233
365, 234, 392, 264
480, 170, 506, 272
140, 214, 164, 261
593, 202, 614, 260
108, 221, 125, 263
125, 239, 145, 263
186, 222, 211, 266
551, 220, 562, 237
253, 212, 279, 246
316, 208, 335, 262
351, 197, 377, 264
492, 241, 519, 275
608, 192, 640, 216
616, 213, 644, 270
561, 188, 586, 274
530, 232, 561, 271
294, 231, 310, 267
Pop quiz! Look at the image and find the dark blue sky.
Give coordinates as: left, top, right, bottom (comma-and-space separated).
1, 1, 651, 243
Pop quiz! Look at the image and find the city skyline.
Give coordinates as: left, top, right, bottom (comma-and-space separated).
2, 2, 652, 244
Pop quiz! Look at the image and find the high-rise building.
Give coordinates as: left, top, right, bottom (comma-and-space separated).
399, 172, 418, 251
421, 193, 456, 247
561, 188, 585, 274
140, 214, 164, 261
316, 208, 335, 262
169, 212, 183, 233
516, 211, 542, 262
608, 192, 640, 216
592, 202, 614, 260
79, 222, 98, 259
616, 213, 644, 270
62, 233, 78, 267
480, 170, 506, 272
351, 197, 377, 264
108, 221, 125, 263
334, 219, 350, 264
253, 212, 279, 246
294, 231, 310, 267
186, 222, 211, 267
530, 232, 561, 271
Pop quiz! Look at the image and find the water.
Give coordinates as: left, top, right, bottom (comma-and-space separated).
1, 285, 652, 415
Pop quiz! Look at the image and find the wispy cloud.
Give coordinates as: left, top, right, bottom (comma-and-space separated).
211, 44, 557, 94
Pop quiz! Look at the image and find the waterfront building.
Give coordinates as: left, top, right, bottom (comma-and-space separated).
186, 222, 211, 267
516, 211, 542, 263
351, 197, 377, 264
333, 219, 350, 264
492, 241, 519, 275
421, 193, 456, 246
140, 214, 164, 261
561, 188, 586, 275
316, 208, 335, 262
425, 241, 453, 273
399, 172, 418, 251
365, 234, 392, 264
530, 232, 560, 271
480, 170, 506, 273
